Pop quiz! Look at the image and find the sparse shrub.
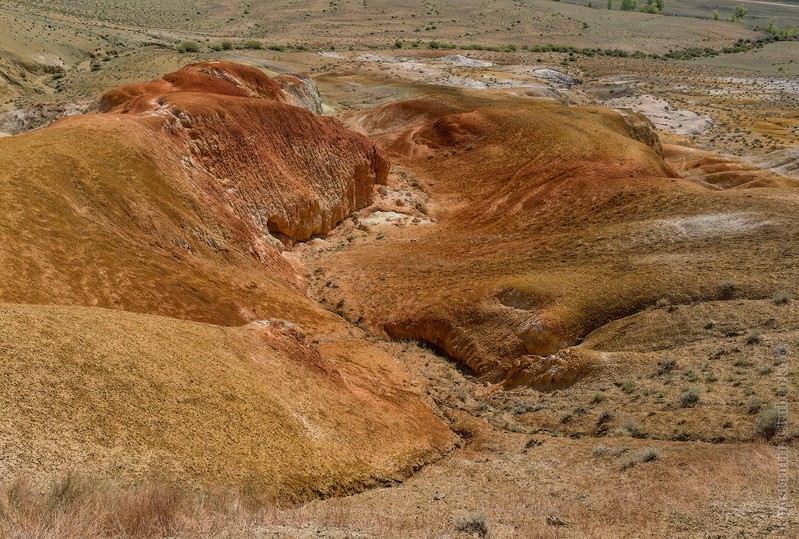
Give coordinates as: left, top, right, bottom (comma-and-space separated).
773, 291, 792, 305
620, 380, 636, 394
525, 438, 544, 448
597, 445, 630, 458
747, 398, 767, 415
657, 358, 677, 375
221, 40, 234, 50
718, 282, 735, 300
746, 332, 762, 346
621, 419, 643, 437
754, 408, 781, 439
511, 401, 539, 415
620, 447, 662, 470
241, 40, 263, 50
177, 41, 200, 53
394, 39, 403, 49
559, 412, 573, 424
597, 410, 612, 426
592, 444, 612, 456
679, 388, 700, 408
456, 514, 488, 537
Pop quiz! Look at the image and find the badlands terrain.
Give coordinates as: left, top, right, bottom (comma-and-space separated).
1, 0, 798, 538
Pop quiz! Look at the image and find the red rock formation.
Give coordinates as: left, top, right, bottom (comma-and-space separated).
0, 62, 453, 496
0, 62, 387, 325
100, 61, 389, 245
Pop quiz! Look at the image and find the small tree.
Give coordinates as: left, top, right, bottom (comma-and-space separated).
713, 9, 719, 20
641, 0, 660, 13
621, 0, 638, 11
732, 4, 747, 21
607, 0, 613, 8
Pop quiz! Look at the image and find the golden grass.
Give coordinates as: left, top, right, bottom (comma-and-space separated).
0, 303, 453, 499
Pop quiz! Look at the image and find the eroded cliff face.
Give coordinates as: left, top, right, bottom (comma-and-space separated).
99, 61, 388, 246
0, 62, 387, 325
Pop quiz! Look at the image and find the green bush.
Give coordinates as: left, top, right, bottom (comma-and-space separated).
755, 408, 781, 439
241, 40, 263, 50
678, 388, 699, 408
177, 41, 201, 53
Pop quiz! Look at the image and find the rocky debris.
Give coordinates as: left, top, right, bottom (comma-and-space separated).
275, 73, 324, 114
345, 53, 575, 97
532, 68, 576, 88
0, 102, 89, 134
503, 348, 604, 390
438, 54, 493, 68
605, 95, 714, 136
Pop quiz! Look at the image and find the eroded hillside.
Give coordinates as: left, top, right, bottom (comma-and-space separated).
0, 62, 453, 497
306, 90, 799, 390
1, 54, 797, 538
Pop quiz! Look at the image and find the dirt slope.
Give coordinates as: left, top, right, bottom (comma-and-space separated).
308, 90, 799, 387
0, 303, 452, 495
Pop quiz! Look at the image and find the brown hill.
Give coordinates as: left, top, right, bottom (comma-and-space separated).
312, 92, 799, 387
0, 61, 388, 326
0, 62, 452, 494
0, 303, 451, 496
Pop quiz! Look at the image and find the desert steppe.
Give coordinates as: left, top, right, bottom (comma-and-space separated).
0, 1, 798, 537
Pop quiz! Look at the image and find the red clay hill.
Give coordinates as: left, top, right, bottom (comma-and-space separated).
0, 62, 452, 495
313, 92, 799, 388
0, 61, 387, 326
